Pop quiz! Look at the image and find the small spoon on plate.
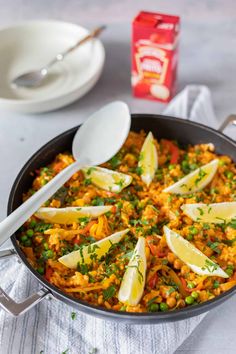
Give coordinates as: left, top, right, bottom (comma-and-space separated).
12, 25, 106, 88
0, 101, 131, 246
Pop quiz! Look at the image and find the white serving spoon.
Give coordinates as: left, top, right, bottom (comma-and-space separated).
0, 101, 131, 246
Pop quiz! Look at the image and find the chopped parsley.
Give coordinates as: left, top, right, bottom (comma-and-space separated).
197, 207, 204, 216
115, 179, 125, 188
166, 287, 175, 295
62, 350, 69, 354
126, 254, 143, 284
34, 222, 52, 233
135, 166, 143, 176
83, 178, 92, 186
222, 237, 236, 246
89, 348, 98, 354
203, 223, 210, 230
207, 241, 221, 254
78, 217, 90, 226
40, 167, 53, 176
77, 263, 89, 275
201, 259, 218, 273
88, 244, 100, 254
86, 167, 96, 175
195, 169, 207, 186
109, 155, 121, 169
139, 152, 144, 161
228, 218, 236, 229
91, 196, 104, 206
120, 250, 133, 260
147, 296, 159, 307
103, 285, 116, 300
71, 312, 77, 320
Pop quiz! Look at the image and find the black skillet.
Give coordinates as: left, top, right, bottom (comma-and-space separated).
0, 114, 235, 323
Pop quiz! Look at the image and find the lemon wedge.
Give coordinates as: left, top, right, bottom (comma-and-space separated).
58, 229, 129, 269
163, 159, 219, 194
35, 206, 113, 224
118, 237, 147, 306
138, 131, 158, 186
181, 202, 236, 224
164, 226, 228, 278
82, 166, 132, 193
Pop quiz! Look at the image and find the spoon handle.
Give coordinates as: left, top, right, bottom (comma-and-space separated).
0, 161, 82, 247
44, 25, 106, 71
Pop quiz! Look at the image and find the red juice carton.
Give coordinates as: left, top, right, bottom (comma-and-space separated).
132, 11, 180, 102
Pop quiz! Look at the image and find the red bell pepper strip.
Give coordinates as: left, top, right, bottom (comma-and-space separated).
146, 235, 168, 257
180, 277, 203, 293
148, 273, 159, 289
45, 267, 53, 281
162, 139, 179, 164
146, 235, 159, 256
73, 237, 81, 245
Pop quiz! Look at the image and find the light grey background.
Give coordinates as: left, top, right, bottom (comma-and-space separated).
0, 1, 235, 353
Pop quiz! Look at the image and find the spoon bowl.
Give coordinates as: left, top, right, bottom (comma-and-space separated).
73, 101, 130, 165
12, 69, 48, 88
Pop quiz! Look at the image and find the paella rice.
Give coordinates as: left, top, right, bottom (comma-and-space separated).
18, 130, 236, 313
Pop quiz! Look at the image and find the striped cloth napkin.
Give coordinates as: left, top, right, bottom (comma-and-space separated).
0, 85, 217, 354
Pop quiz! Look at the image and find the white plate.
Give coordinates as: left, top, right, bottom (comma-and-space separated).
0, 20, 105, 113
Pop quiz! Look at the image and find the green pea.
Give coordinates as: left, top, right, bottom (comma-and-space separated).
21, 235, 28, 243
225, 171, 234, 179
191, 291, 199, 299
225, 268, 233, 276
24, 239, 32, 247
37, 267, 45, 275
149, 303, 159, 312
210, 188, 219, 195
44, 242, 49, 250
190, 163, 198, 170
168, 164, 175, 171
29, 220, 37, 228
186, 234, 193, 241
41, 179, 48, 186
181, 161, 190, 173
156, 171, 163, 181
187, 282, 195, 289
227, 264, 234, 270
46, 250, 54, 258
189, 226, 198, 235
26, 229, 34, 237
219, 160, 225, 166
185, 296, 194, 305
120, 306, 126, 311
160, 302, 168, 311
182, 161, 189, 168
42, 249, 54, 259
213, 280, 220, 289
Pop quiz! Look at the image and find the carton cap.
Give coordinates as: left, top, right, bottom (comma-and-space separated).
133, 11, 180, 32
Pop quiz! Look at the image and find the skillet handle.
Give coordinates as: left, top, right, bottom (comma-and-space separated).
0, 249, 50, 316
218, 114, 236, 133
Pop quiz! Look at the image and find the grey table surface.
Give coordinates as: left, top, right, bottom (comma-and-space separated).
0, 1, 235, 353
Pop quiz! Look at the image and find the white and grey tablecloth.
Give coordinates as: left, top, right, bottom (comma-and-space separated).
0, 85, 224, 354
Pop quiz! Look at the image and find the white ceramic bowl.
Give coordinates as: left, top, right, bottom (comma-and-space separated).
0, 20, 105, 113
